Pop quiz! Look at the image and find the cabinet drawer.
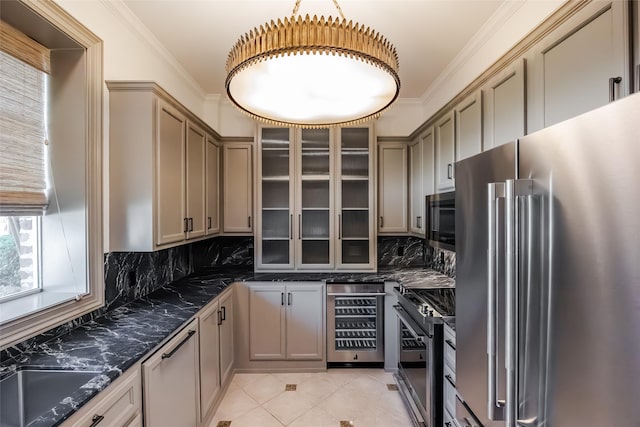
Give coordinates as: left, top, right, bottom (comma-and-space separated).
444, 408, 456, 427
444, 363, 457, 419
444, 324, 456, 369
67, 368, 141, 427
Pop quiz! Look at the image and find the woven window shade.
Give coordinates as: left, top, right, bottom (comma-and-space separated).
0, 48, 48, 215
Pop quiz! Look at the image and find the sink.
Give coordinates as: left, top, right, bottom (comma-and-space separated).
0, 368, 101, 427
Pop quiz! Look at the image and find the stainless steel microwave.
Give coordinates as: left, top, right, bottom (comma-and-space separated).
425, 191, 455, 251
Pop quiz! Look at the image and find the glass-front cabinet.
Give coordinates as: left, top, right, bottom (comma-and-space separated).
336, 127, 375, 269
256, 125, 374, 271
257, 127, 295, 268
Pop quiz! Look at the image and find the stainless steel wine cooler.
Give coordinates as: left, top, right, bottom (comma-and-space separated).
326, 282, 385, 366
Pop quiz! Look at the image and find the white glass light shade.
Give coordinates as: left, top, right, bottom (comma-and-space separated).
227, 52, 399, 127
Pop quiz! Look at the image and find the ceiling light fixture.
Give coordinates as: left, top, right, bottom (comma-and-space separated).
225, 0, 400, 128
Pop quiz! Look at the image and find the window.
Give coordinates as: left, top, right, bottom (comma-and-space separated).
0, 1, 103, 349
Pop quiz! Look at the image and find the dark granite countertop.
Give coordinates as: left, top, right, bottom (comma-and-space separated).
0, 267, 453, 426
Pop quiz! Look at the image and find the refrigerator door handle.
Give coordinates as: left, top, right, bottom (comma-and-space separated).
487, 182, 506, 421
505, 179, 534, 427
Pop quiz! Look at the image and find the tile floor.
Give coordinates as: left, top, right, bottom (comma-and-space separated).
210, 369, 414, 427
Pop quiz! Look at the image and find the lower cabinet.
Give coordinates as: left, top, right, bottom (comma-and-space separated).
199, 287, 235, 425
63, 367, 141, 427
248, 282, 324, 361
443, 322, 457, 425
142, 319, 200, 427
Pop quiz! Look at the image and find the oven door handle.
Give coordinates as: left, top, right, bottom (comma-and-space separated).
394, 305, 432, 341
327, 292, 386, 297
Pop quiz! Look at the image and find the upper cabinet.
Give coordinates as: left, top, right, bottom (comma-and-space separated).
409, 138, 424, 235
206, 136, 221, 235
107, 82, 221, 251
378, 142, 408, 234
483, 59, 526, 149
223, 142, 253, 234
255, 126, 374, 271
336, 127, 376, 270
527, 0, 631, 130
435, 111, 455, 192
454, 91, 483, 161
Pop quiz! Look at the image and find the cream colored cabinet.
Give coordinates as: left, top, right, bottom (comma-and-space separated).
218, 289, 234, 386
256, 127, 337, 271
107, 82, 222, 251
528, 0, 630, 130
483, 59, 526, 149
409, 138, 424, 235
198, 288, 233, 424
223, 143, 253, 233
435, 111, 455, 192
378, 142, 408, 234
156, 101, 187, 246
421, 127, 435, 197
336, 127, 376, 270
198, 299, 221, 424
142, 319, 200, 427
206, 136, 221, 235
248, 282, 324, 361
186, 121, 207, 239
62, 367, 141, 427
454, 91, 482, 161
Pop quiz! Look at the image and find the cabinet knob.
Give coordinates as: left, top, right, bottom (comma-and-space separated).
90, 415, 105, 427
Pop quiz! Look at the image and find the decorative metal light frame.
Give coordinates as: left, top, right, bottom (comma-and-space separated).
225, 0, 400, 128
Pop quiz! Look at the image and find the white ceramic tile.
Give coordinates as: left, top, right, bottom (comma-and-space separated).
211, 386, 259, 422
262, 389, 316, 425
229, 406, 285, 427
316, 386, 371, 421
288, 405, 340, 427
297, 375, 342, 402
242, 374, 287, 404
232, 373, 269, 389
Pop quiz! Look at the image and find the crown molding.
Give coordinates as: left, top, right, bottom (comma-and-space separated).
100, 0, 206, 102
419, 0, 528, 104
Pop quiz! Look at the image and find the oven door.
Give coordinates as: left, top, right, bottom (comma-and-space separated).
394, 305, 431, 426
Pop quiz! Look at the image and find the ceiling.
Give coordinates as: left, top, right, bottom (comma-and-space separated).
122, 0, 505, 100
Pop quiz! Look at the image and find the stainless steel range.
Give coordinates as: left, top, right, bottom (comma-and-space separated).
394, 285, 455, 427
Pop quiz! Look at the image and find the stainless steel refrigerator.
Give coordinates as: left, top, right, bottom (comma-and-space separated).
455, 92, 640, 427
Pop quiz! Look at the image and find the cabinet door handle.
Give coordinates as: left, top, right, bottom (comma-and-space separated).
184, 218, 188, 233
609, 76, 622, 102
447, 163, 453, 180
208, 216, 212, 230
416, 216, 422, 228
248, 216, 252, 228
89, 414, 105, 427
281, 292, 285, 306
446, 339, 456, 351
221, 306, 226, 321
380, 216, 384, 228
217, 310, 222, 326
298, 214, 302, 240
445, 374, 456, 388
188, 217, 193, 232
162, 329, 196, 359
290, 214, 293, 240
287, 292, 292, 305
338, 214, 342, 239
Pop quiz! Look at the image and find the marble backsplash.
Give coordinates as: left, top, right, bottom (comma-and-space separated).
425, 245, 456, 278
377, 236, 424, 267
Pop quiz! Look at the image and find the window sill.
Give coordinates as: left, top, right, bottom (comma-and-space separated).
0, 291, 79, 324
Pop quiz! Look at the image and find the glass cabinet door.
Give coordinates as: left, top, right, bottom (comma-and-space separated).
337, 127, 373, 267
258, 127, 294, 268
296, 128, 333, 268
